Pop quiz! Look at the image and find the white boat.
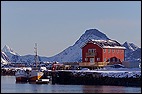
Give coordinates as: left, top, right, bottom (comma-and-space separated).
36, 79, 50, 84
15, 69, 28, 82
29, 43, 44, 82
29, 68, 44, 82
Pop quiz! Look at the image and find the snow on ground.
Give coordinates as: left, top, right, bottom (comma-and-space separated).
58, 68, 141, 78
2, 67, 32, 71
2, 66, 141, 78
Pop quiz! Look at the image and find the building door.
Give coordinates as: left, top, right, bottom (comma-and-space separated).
90, 58, 95, 63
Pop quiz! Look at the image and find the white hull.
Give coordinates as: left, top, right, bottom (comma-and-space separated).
28, 43, 44, 82
29, 70, 43, 82
15, 69, 28, 82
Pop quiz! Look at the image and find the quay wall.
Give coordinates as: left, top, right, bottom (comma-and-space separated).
1, 68, 141, 87
52, 71, 141, 87
1, 68, 15, 76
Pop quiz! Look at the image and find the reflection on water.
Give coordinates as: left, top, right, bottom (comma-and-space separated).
82, 85, 124, 93
1, 76, 141, 93
82, 84, 141, 93
16, 82, 28, 84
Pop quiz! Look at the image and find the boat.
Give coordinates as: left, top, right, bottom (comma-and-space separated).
15, 69, 28, 82
28, 43, 44, 82
36, 79, 50, 84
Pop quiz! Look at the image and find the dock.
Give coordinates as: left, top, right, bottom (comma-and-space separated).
52, 70, 141, 87
1, 68, 141, 86
36, 79, 50, 84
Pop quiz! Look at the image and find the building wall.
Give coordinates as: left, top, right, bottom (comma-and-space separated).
82, 43, 125, 64
82, 43, 103, 62
103, 48, 125, 63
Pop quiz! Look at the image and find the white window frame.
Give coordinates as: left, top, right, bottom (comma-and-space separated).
85, 58, 88, 62
88, 49, 95, 53
97, 58, 100, 61
104, 49, 106, 53
108, 49, 110, 53
104, 58, 106, 62
90, 58, 95, 63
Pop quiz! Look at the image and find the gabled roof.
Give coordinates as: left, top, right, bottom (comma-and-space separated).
81, 39, 126, 49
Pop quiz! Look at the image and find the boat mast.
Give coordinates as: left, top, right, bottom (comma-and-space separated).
34, 43, 38, 68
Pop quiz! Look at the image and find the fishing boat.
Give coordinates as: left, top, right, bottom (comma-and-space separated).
28, 43, 44, 82
15, 69, 28, 82
36, 79, 50, 84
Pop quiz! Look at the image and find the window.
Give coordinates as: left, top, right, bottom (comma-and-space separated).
104, 49, 106, 53
120, 50, 123, 53
88, 49, 96, 56
104, 58, 106, 62
90, 58, 95, 63
88, 49, 95, 53
108, 49, 110, 53
108, 58, 110, 62
117, 50, 119, 53
85, 58, 88, 61
113, 58, 115, 62
97, 58, 100, 61
117, 58, 119, 62
112, 49, 115, 53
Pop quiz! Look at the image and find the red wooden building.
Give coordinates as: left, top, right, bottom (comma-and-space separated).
81, 39, 125, 67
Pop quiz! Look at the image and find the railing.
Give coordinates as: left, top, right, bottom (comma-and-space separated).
79, 62, 109, 67
79, 62, 94, 66
94, 62, 109, 67
86, 52, 96, 57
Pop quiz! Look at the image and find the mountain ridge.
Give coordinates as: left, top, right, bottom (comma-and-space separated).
1, 29, 141, 64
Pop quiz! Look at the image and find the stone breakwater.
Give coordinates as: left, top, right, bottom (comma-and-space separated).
1, 68, 141, 87
52, 70, 141, 87
1, 68, 52, 78
1, 68, 16, 76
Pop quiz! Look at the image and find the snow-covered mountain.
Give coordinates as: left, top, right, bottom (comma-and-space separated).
1, 51, 10, 64
47, 29, 110, 62
1, 28, 141, 64
123, 42, 139, 52
1, 45, 50, 64
2, 45, 20, 56
14, 54, 50, 63
1, 45, 20, 63
122, 42, 141, 63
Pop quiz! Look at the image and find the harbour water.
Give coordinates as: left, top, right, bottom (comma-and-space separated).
1, 76, 141, 93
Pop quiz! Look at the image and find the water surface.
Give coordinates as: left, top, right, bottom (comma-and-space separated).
1, 76, 141, 93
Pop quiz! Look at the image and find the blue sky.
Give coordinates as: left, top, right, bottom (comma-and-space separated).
1, 1, 141, 57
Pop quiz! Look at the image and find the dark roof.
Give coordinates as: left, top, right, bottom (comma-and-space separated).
82, 39, 126, 49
